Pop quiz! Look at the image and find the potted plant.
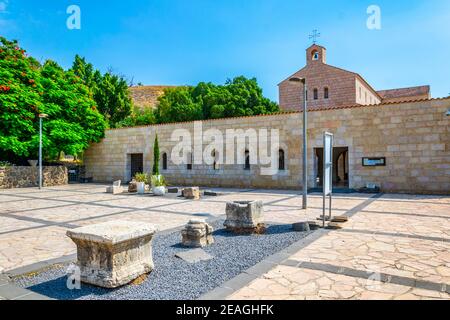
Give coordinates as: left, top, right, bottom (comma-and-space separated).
151, 175, 166, 196
134, 173, 148, 195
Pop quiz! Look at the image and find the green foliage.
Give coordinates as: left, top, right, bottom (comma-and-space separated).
151, 175, 166, 187
155, 76, 279, 124
71, 55, 133, 128
134, 172, 148, 183
0, 37, 106, 161
0, 161, 12, 167
152, 135, 160, 176
155, 86, 203, 124
115, 105, 156, 128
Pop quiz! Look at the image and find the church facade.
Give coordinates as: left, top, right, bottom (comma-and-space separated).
83, 45, 450, 194
279, 44, 430, 111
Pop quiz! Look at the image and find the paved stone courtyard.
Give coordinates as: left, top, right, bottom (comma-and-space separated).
0, 184, 449, 300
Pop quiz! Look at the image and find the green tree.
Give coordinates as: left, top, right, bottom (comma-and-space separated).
155, 76, 279, 123
0, 37, 106, 162
152, 135, 160, 176
115, 106, 157, 128
155, 86, 203, 124
71, 55, 133, 128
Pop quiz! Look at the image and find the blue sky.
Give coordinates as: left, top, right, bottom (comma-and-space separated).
1, 0, 449, 101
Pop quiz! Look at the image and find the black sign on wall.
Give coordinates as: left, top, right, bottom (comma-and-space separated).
362, 157, 386, 167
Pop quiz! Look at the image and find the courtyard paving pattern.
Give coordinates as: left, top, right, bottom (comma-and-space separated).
0, 184, 449, 300
229, 194, 450, 300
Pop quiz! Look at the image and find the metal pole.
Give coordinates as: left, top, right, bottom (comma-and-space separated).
322, 133, 326, 227
329, 135, 334, 220
302, 80, 308, 209
39, 117, 43, 190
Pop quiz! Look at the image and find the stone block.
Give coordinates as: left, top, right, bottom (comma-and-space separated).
182, 187, 200, 200
175, 249, 213, 264
204, 190, 223, 197
168, 187, 179, 194
293, 222, 310, 232
308, 221, 322, 230
224, 201, 265, 234
106, 180, 124, 195
128, 180, 137, 193
326, 222, 344, 230
331, 216, 349, 223
181, 219, 214, 248
66, 221, 157, 288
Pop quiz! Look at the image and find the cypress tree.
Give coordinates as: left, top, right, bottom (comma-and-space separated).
152, 135, 160, 176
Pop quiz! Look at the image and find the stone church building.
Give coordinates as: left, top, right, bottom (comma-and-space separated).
279, 44, 430, 111
84, 45, 450, 194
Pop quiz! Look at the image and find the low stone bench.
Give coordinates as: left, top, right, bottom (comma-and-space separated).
66, 221, 157, 288
106, 180, 124, 195
224, 200, 265, 234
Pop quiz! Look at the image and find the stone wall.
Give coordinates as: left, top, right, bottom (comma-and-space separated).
83, 98, 450, 194
0, 166, 68, 189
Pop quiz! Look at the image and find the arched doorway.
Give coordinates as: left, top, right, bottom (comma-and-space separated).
314, 147, 349, 188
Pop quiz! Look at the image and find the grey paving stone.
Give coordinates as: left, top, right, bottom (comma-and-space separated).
5, 254, 76, 277
13, 293, 55, 300
415, 279, 445, 292
222, 273, 258, 291
244, 261, 277, 277
282, 259, 301, 268
264, 251, 291, 264
198, 286, 235, 301
0, 284, 35, 300
0, 275, 9, 286
344, 268, 372, 279
175, 248, 213, 264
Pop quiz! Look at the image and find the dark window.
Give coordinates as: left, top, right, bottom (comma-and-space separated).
162, 153, 168, 170
187, 153, 193, 170
313, 88, 319, 100
244, 150, 250, 170
312, 50, 319, 61
279, 149, 285, 171
305, 90, 308, 101
324, 87, 329, 99
212, 150, 219, 170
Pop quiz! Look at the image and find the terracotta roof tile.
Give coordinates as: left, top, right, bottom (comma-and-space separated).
377, 85, 430, 101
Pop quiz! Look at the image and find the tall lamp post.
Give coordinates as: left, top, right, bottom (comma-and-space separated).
38, 114, 48, 190
289, 77, 308, 209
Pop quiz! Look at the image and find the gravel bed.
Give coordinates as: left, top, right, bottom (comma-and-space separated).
13, 220, 312, 300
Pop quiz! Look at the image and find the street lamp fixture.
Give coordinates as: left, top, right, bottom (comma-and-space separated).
289, 77, 308, 209
38, 114, 48, 190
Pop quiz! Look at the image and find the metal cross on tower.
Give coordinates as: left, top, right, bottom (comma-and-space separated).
309, 29, 321, 44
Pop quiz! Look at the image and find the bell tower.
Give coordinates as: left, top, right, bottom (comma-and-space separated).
306, 44, 327, 65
